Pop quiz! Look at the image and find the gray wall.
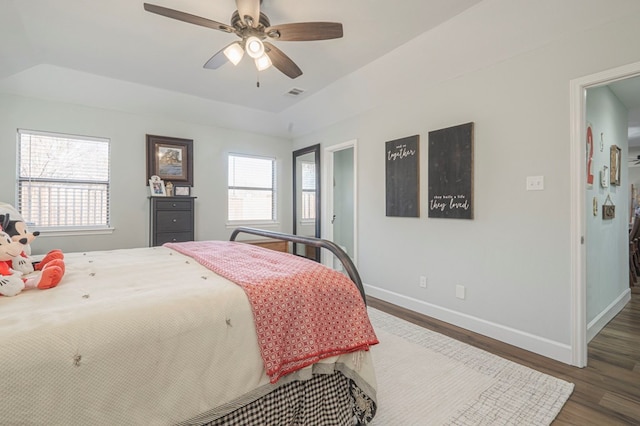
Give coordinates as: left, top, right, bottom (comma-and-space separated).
0, 93, 292, 254
293, 6, 640, 363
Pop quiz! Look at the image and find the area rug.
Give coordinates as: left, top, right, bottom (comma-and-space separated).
367, 308, 574, 425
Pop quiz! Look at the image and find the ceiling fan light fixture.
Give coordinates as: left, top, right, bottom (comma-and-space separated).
255, 54, 272, 71
223, 42, 244, 65
245, 36, 265, 59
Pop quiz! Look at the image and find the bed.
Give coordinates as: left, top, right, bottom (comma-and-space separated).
0, 227, 378, 425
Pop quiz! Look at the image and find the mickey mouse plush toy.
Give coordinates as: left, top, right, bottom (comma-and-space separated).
0, 228, 27, 296
0, 214, 64, 296
0, 213, 65, 274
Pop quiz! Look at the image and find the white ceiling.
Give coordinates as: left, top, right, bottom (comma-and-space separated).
2, 0, 640, 140
0, 0, 482, 113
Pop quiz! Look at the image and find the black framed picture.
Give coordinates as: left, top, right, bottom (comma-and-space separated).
174, 186, 191, 196
146, 134, 193, 186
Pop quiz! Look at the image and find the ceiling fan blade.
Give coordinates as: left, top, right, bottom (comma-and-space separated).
266, 22, 343, 41
143, 3, 235, 33
264, 42, 302, 79
203, 44, 234, 69
236, 0, 261, 28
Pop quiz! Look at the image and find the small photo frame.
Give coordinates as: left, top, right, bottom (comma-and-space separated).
174, 186, 190, 196
149, 175, 166, 197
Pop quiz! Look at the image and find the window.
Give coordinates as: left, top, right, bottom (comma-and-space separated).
17, 129, 110, 230
301, 161, 316, 220
228, 154, 276, 222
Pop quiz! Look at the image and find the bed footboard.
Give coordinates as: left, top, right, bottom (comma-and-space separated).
229, 227, 366, 304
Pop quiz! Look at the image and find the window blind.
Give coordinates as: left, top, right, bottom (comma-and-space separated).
228, 154, 275, 221
17, 129, 110, 229
301, 161, 316, 220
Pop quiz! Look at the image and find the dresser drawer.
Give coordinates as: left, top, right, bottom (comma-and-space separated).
245, 239, 289, 253
154, 199, 192, 211
155, 210, 192, 232
155, 232, 193, 245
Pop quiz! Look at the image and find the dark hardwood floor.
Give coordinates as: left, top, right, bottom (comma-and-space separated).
367, 292, 640, 425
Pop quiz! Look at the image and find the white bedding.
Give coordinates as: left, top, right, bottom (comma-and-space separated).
0, 246, 376, 425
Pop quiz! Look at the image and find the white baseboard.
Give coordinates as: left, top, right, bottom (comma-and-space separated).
365, 284, 573, 365
586, 289, 631, 343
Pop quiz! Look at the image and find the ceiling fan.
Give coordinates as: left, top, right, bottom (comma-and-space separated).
630, 154, 640, 165
143, 0, 343, 79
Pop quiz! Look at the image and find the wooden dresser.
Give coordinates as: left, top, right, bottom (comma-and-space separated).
149, 197, 196, 246
244, 238, 289, 253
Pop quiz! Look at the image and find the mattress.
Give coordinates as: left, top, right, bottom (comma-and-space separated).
0, 245, 377, 425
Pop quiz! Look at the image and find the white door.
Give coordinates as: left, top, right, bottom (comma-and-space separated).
324, 141, 358, 269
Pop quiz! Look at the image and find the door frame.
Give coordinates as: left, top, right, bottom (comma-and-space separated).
323, 139, 358, 268
570, 60, 640, 367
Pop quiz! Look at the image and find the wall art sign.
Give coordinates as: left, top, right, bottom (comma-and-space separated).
385, 135, 420, 217
146, 134, 193, 186
428, 122, 474, 219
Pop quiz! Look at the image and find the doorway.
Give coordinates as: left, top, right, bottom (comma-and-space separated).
570, 60, 640, 367
324, 140, 357, 269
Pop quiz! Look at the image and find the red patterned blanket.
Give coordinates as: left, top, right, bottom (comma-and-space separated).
165, 240, 378, 383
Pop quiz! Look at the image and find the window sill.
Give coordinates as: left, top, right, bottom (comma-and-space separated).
225, 221, 280, 229
33, 227, 115, 238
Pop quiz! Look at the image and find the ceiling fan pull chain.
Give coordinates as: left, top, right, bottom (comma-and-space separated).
256, 70, 260, 88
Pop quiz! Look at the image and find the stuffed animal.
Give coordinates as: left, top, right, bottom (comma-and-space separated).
0, 224, 64, 296
0, 213, 65, 275
0, 230, 26, 296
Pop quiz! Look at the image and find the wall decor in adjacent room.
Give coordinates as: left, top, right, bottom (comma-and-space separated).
428, 122, 474, 219
146, 134, 193, 186
602, 194, 615, 219
609, 144, 621, 186
586, 124, 594, 189
385, 135, 420, 217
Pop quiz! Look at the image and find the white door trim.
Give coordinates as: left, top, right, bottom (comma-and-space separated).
570, 60, 640, 367
323, 139, 358, 268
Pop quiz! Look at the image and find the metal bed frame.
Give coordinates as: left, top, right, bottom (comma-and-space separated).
229, 227, 366, 304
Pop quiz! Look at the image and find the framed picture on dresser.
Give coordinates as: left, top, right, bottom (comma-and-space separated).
148, 175, 166, 197
175, 186, 190, 196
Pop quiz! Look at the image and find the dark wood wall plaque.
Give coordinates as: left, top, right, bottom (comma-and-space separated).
385, 135, 419, 217
428, 122, 474, 219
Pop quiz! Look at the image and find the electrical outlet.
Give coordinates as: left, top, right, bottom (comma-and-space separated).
456, 285, 466, 299
419, 276, 427, 288
526, 175, 544, 191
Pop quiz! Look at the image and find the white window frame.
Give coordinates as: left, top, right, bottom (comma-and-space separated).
227, 153, 277, 226
16, 129, 113, 236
